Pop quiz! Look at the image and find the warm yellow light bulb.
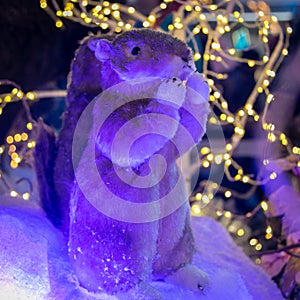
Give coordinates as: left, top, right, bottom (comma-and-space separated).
128, 7, 135, 14
193, 26, 201, 34
103, 8, 111, 15
206, 154, 213, 162
40, 2, 47, 9
223, 153, 230, 160
226, 144, 232, 151
160, 3, 167, 9
174, 23, 183, 30
233, 11, 240, 18
292, 146, 300, 154
100, 23, 109, 30
265, 233, 272, 240
225, 25, 231, 32
11, 152, 18, 160
224, 190, 232, 198
267, 132, 276, 142
214, 91, 221, 98
257, 87, 263, 93
266, 226, 272, 234
202, 195, 210, 204
200, 147, 210, 155
192, 204, 201, 215
195, 193, 202, 201
228, 48, 236, 55
225, 159, 232, 167
247, 60, 255, 67
14, 157, 21, 164
185, 5, 192, 12
218, 27, 225, 34
258, 10, 264, 17
242, 176, 250, 183
262, 28, 268, 35
220, 114, 227, 121
234, 126, 245, 136
14, 134, 21, 142
286, 27, 293, 34
22, 192, 30, 200
282, 48, 288, 56
199, 14, 206, 21
202, 27, 209, 34
207, 79, 214, 86
6, 136, 13, 144
266, 94, 274, 103
212, 42, 221, 50
255, 258, 261, 264
227, 116, 234, 123
202, 160, 210, 168
255, 243, 262, 251
10, 160, 18, 169
214, 154, 223, 165
124, 23, 132, 30
237, 110, 244, 117
221, 101, 228, 109
209, 116, 217, 124
237, 228, 245, 236
10, 190, 18, 197
194, 52, 201, 61
249, 238, 258, 246
112, 11, 120, 19
4, 95, 12, 102
143, 21, 150, 28
224, 211, 232, 218
148, 15, 156, 22
263, 55, 269, 63
55, 20, 63, 28
27, 141, 36, 149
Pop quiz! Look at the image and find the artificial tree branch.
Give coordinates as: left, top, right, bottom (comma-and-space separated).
250, 243, 300, 258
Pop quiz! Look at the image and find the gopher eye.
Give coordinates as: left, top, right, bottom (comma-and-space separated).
131, 46, 141, 56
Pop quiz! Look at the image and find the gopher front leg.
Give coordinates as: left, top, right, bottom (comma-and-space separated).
153, 201, 194, 275
153, 201, 209, 293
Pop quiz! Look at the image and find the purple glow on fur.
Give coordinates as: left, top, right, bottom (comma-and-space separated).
69, 30, 210, 294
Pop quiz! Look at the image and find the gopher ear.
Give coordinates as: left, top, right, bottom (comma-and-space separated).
88, 39, 112, 61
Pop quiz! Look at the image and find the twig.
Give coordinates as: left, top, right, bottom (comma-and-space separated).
250, 243, 300, 258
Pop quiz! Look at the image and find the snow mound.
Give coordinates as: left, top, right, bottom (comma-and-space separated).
0, 202, 283, 299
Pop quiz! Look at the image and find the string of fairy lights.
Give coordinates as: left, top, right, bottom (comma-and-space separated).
1, 0, 299, 258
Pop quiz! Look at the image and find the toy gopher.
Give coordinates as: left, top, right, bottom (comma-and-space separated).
38, 29, 209, 297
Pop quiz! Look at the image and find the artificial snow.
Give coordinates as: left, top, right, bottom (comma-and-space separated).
0, 199, 283, 299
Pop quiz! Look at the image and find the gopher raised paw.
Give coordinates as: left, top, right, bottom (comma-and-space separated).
155, 77, 186, 107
